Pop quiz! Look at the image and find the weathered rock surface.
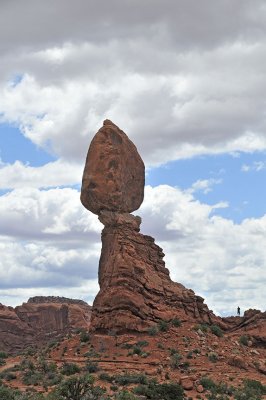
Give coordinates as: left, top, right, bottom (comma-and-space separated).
0, 297, 91, 353
225, 309, 266, 348
90, 211, 220, 332
82, 121, 221, 332
81, 120, 145, 214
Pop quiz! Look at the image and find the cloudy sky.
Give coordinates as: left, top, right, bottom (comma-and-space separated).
0, 0, 265, 316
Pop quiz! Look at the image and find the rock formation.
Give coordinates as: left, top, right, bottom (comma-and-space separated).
81, 119, 144, 215
0, 297, 91, 353
81, 121, 221, 333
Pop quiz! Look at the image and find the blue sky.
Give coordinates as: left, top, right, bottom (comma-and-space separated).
0, 0, 265, 316
147, 152, 266, 223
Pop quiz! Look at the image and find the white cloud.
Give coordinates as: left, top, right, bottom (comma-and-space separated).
0, 1, 265, 315
0, 184, 265, 314
241, 160, 266, 172
0, 159, 82, 189
188, 178, 222, 194
1, 3, 266, 166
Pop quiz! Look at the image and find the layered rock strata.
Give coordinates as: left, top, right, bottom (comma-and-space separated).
0, 297, 91, 353
81, 121, 220, 333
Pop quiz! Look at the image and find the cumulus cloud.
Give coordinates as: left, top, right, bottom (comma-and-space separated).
0, 1, 265, 315
1, 1, 266, 167
0, 185, 265, 315
0, 159, 82, 189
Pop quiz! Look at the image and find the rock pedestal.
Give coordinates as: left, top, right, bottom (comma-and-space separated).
81, 121, 220, 333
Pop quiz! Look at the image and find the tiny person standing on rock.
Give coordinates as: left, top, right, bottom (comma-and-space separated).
237, 306, 240, 316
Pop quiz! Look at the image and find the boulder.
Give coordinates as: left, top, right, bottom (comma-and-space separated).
81, 120, 145, 214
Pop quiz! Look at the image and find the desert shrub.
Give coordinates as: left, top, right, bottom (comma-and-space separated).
0, 360, 5, 367
22, 371, 43, 386
147, 326, 158, 336
181, 361, 190, 370
239, 335, 249, 346
200, 376, 216, 390
132, 345, 142, 355
114, 373, 147, 386
187, 351, 193, 359
0, 385, 16, 400
0, 352, 8, 359
208, 352, 218, 363
170, 352, 182, 369
51, 374, 104, 400
136, 340, 148, 347
120, 343, 133, 349
171, 318, 181, 327
99, 372, 113, 382
25, 347, 36, 356
194, 323, 209, 333
157, 342, 164, 349
61, 362, 80, 376
134, 381, 184, 400
115, 391, 138, 400
157, 320, 169, 332
85, 362, 99, 373
80, 330, 90, 343
210, 325, 223, 337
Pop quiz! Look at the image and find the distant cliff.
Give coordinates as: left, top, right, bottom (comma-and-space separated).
0, 297, 91, 354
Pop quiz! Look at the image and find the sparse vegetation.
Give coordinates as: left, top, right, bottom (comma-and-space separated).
210, 324, 223, 337
61, 362, 81, 376
79, 330, 90, 343
171, 318, 181, 327
170, 352, 182, 369
134, 381, 184, 400
157, 320, 169, 332
147, 325, 158, 336
239, 335, 249, 346
208, 351, 218, 363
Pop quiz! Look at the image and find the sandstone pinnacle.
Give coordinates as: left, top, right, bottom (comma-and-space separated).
80, 120, 145, 215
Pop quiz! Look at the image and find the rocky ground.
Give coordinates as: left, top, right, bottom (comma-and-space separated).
0, 314, 265, 399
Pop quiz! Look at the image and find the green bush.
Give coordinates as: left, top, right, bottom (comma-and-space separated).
85, 362, 99, 373
114, 373, 147, 386
208, 352, 218, 363
61, 362, 80, 376
170, 353, 182, 369
171, 318, 181, 327
239, 335, 249, 346
0, 352, 8, 359
99, 372, 113, 382
200, 376, 216, 390
194, 323, 209, 333
147, 326, 158, 336
136, 340, 148, 347
115, 391, 138, 400
157, 320, 169, 332
51, 374, 104, 400
210, 325, 223, 337
134, 381, 184, 400
80, 331, 90, 343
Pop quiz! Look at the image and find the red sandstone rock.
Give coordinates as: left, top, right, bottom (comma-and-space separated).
81, 120, 145, 214
0, 297, 91, 353
80, 121, 224, 333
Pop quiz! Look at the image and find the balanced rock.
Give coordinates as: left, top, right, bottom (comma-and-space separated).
81, 121, 221, 333
81, 120, 145, 214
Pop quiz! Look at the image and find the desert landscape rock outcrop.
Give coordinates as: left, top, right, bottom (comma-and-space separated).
0, 297, 91, 353
81, 121, 222, 333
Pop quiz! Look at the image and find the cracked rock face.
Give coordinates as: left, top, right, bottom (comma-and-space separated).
80, 120, 145, 214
